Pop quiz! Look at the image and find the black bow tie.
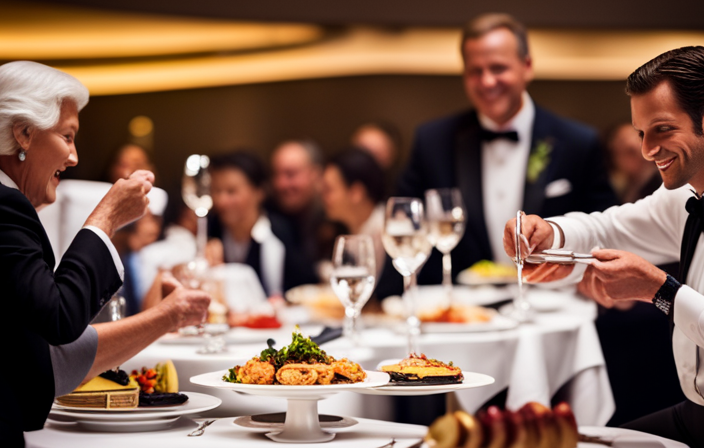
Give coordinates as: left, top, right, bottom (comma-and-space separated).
685, 195, 704, 217
479, 128, 519, 143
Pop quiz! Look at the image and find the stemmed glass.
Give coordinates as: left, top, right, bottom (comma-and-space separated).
381, 197, 433, 355
182, 154, 212, 268
507, 210, 534, 322
330, 235, 376, 346
425, 188, 466, 309
180, 154, 225, 353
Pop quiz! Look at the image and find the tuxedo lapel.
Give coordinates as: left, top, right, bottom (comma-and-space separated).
454, 113, 492, 259
522, 107, 552, 215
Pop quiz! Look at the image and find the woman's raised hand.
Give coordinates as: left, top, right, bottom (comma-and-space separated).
84, 170, 155, 237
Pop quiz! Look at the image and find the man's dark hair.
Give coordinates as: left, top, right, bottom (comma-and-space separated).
272, 139, 324, 167
209, 149, 267, 188
328, 147, 386, 203
461, 13, 529, 59
626, 46, 704, 136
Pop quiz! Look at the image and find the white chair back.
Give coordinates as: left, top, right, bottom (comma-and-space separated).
38, 179, 168, 259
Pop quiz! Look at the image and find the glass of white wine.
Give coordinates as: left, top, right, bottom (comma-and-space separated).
182, 154, 212, 267
330, 235, 376, 346
381, 197, 433, 355
181, 154, 215, 351
425, 188, 466, 309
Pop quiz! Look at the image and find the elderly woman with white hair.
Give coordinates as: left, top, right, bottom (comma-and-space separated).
0, 61, 210, 445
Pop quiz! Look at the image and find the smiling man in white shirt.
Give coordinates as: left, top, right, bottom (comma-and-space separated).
376, 13, 616, 298
504, 46, 704, 446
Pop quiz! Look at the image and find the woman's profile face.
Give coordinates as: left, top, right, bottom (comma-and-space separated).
210, 167, 262, 229
321, 165, 351, 223
22, 101, 79, 208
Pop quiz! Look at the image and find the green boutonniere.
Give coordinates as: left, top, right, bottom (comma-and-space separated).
526, 139, 554, 183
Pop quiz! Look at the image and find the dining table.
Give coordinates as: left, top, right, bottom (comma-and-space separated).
115, 285, 614, 426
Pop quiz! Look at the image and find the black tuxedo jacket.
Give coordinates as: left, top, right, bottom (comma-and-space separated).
0, 184, 122, 443
376, 106, 617, 297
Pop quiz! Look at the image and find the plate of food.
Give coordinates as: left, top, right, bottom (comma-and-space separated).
51, 361, 221, 421
457, 260, 517, 286
285, 284, 345, 321
191, 329, 389, 399
355, 354, 494, 396
384, 296, 518, 333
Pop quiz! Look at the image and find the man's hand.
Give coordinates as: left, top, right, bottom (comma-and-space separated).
502, 214, 574, 283
85, 170, 155, 237
160, 286, 211, 332
577, 249, 666, 307
502, 214, 555, 260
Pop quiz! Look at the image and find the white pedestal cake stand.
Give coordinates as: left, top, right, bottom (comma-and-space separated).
190, 370, 390, 443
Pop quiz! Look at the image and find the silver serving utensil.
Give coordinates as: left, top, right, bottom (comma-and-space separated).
525, 249, 595, 265
187, 419, 215, 437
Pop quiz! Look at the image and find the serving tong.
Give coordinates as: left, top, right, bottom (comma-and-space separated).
514, 213, 594, 265
524, 249, 595, 265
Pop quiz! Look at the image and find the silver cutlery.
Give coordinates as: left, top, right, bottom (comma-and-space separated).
187, 419, 215, 437
525, 249, 595, 265
376, 439, 397, 448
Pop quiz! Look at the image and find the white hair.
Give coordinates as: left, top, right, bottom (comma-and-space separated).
0, 61, 89, 156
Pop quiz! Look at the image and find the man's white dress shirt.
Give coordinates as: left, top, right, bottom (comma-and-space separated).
549, 184, 704, 405
480, 92, 535, 263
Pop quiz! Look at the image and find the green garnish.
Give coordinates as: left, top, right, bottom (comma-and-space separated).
222, 367, 241, 383
223, 328, 332, 383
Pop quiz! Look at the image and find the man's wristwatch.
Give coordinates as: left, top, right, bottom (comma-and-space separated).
652, 274, 682, 316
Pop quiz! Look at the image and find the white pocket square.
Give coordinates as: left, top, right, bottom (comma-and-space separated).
545, 178, 572, 198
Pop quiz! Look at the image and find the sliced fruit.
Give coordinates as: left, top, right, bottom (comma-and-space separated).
553, 402, 579, 448
520, 402, 559, 448
425, 413, 463, 448
478, 406, 507, 448
454, 411, 483, 448
504, 409, 528, 448
155, 360, 179, 393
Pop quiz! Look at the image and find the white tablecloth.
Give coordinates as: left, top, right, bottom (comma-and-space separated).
122, 287, 614, 426
26, 417, 426, 448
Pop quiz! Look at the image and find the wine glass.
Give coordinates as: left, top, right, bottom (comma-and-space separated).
330, 235, 376, 346
182, 154, 212, 268
425, 188, 466, 309
506, 210, 534, 322
181, 155, 215, 351
381, 197, 433, 355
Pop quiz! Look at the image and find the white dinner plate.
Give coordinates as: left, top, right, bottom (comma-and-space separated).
355, 371, 495, 396
579, 426, 688, 447
74, 416, 181, 432
456, 270, 516, 286
50, 391, 221, 421
420, 313, 519, 333
191, 370, 390, 399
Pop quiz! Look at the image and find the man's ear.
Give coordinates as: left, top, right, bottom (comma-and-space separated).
12, 122, 33, 150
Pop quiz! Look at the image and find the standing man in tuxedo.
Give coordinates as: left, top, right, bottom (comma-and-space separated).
503, 46, 704, 446
377, 13, 616, 297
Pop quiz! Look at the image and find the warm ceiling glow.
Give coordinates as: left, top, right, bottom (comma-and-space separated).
0, 0, 324, 59
2, 1, 703, 95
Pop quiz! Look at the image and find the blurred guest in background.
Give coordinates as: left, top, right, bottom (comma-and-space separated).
605, 122, 661, 204
351, 121, 402, 172
104, 143, 155, 184
322, 147, 387, 277
351, 121, 404, 195
269, 138, 340, 275
376, 12, 616, 299
207, 150, 317, 296
103, 143, 163, 315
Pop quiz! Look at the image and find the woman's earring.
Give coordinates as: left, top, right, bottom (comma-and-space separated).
18, 150, 26, 162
